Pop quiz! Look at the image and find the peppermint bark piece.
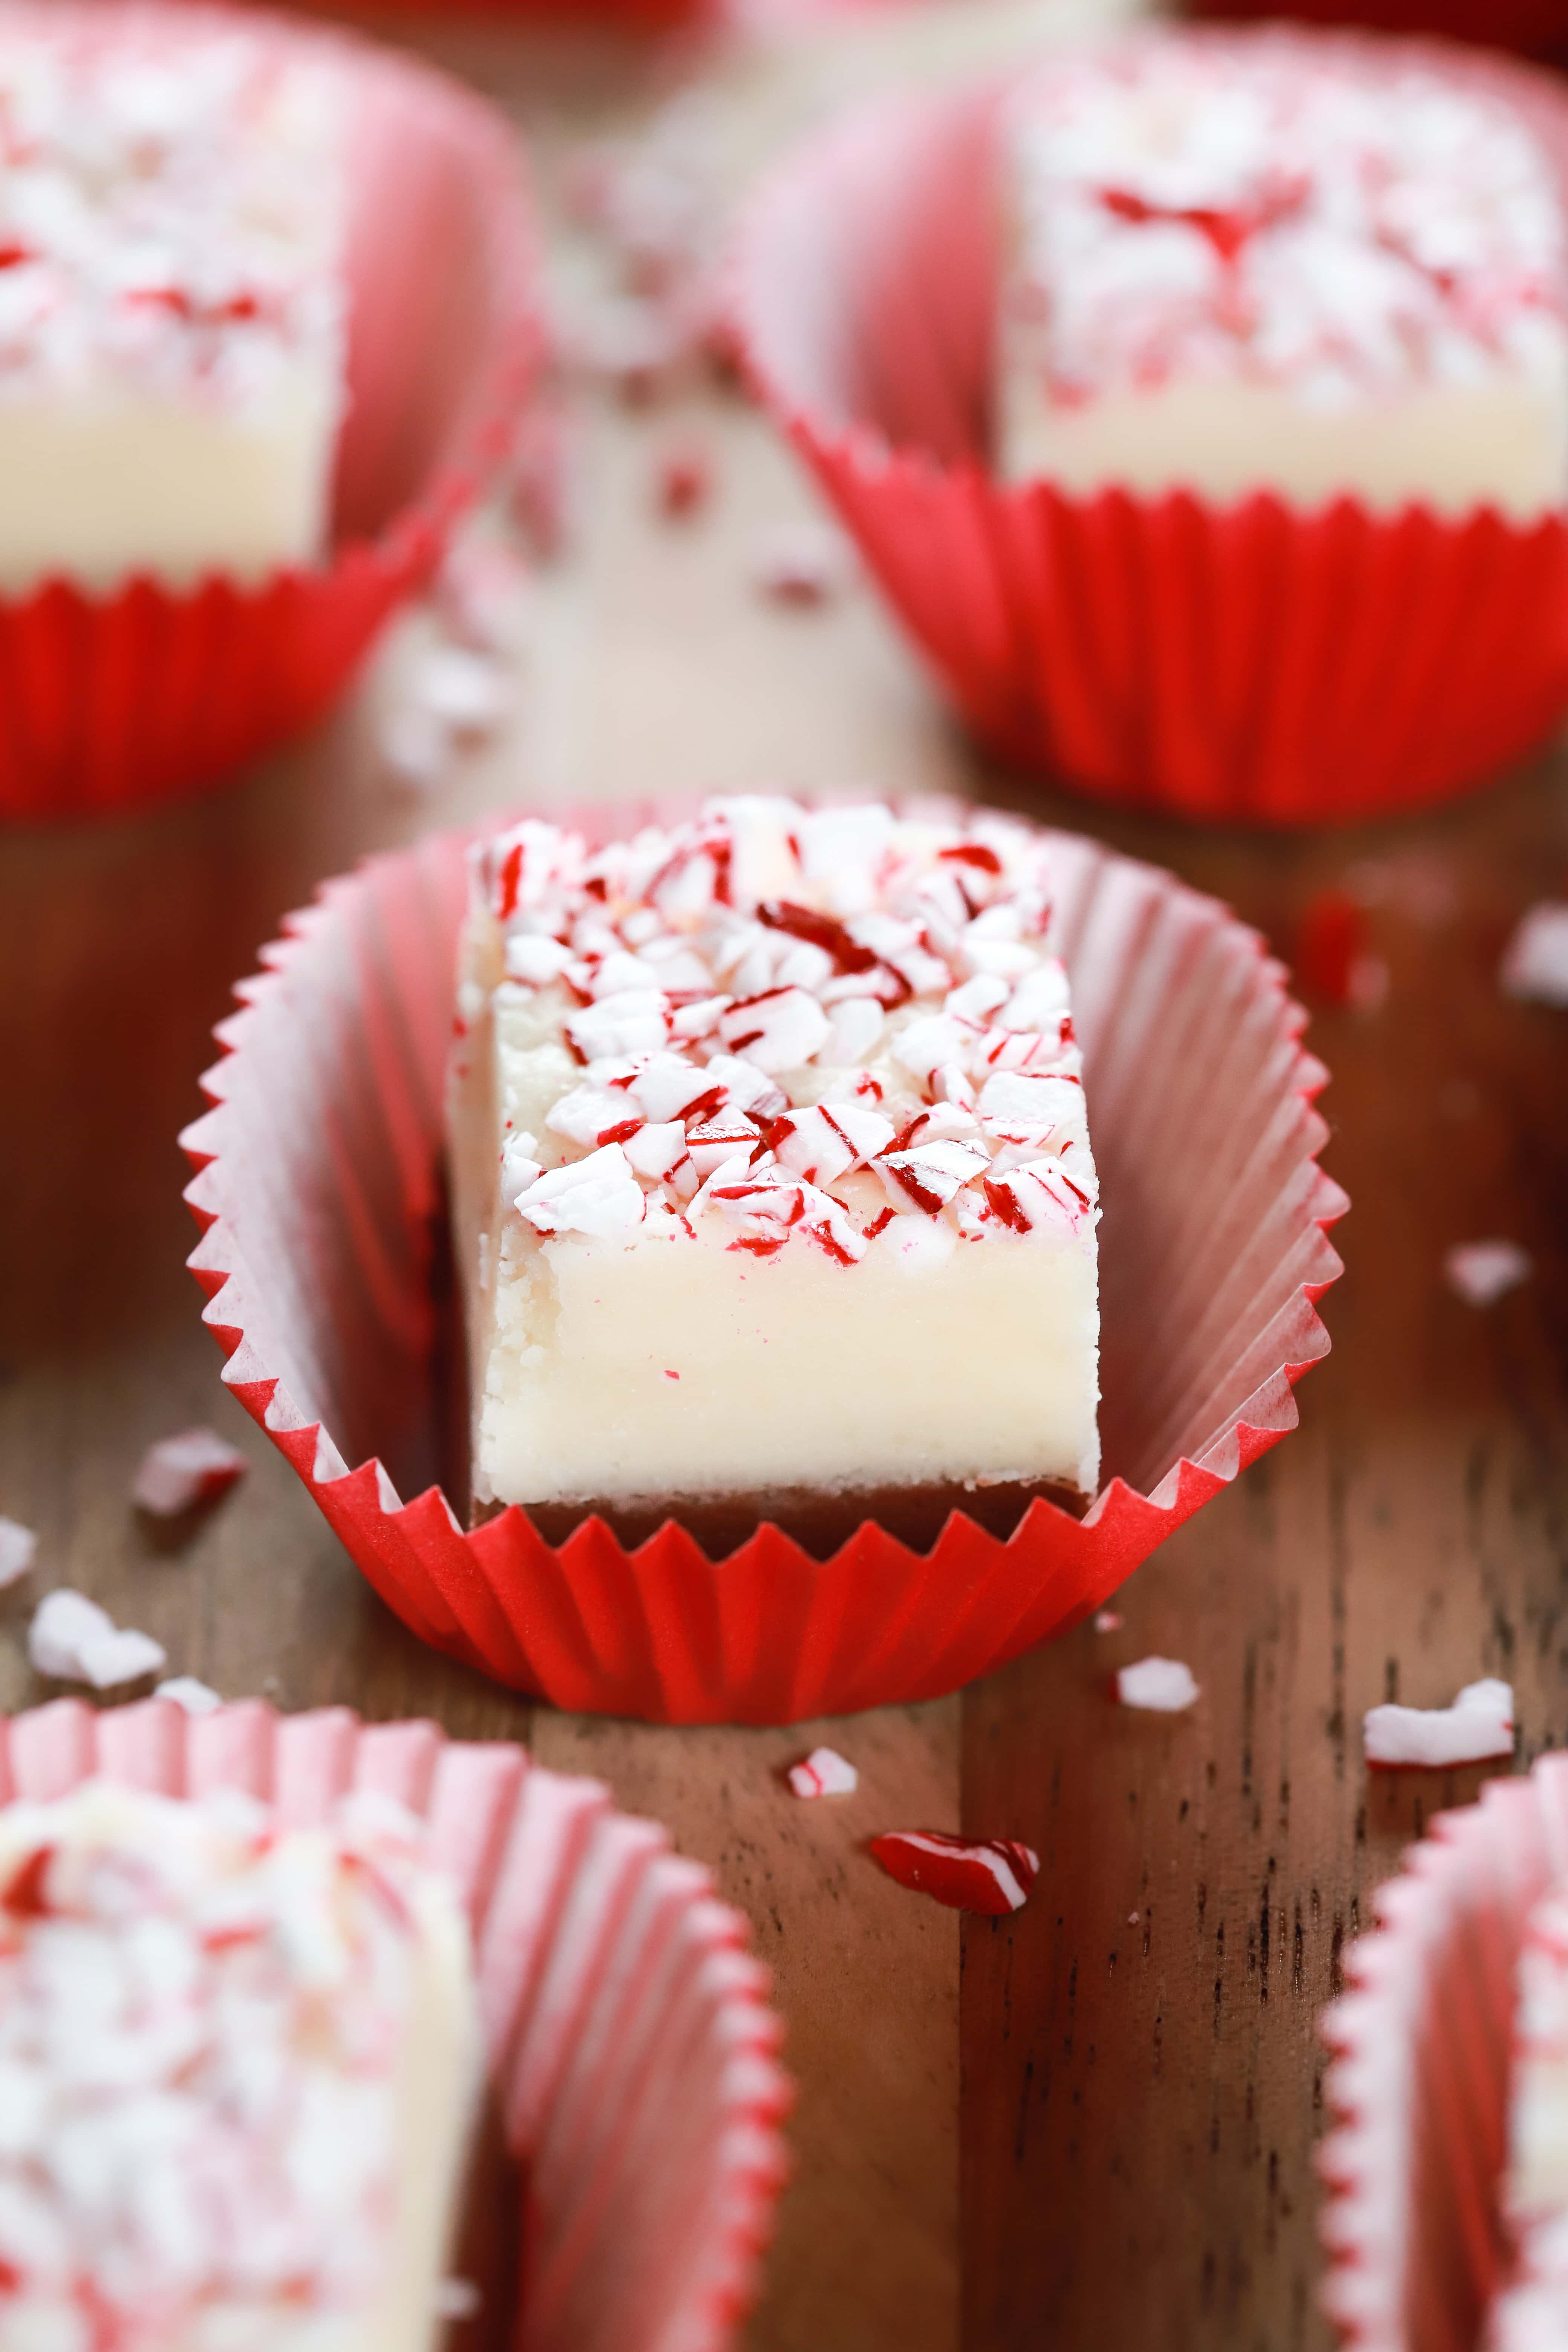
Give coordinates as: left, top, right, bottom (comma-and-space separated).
449, 796, 1101, 1551
0, 16, 349, 591
0, 1780, 482, 2352
997, 40, 1568, 519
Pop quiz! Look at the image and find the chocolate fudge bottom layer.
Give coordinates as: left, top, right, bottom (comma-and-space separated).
474, 1475, 1091, 1562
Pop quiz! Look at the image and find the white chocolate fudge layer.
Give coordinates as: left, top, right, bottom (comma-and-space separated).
0, 1780, 481, 2352
997, 41, 1568, 518
450, 797, 1101, 1519
0, 14, 349, 591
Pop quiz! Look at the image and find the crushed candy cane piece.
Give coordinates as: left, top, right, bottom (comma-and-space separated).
435, 2281, 482, 2322
751, 519, 854, 605
657, 444, 712, 517
1502, 903, 1568, 1006
410, 646, 509, 738
155, 1675, 222, 1715
378, 700, 448, 792
1445, 1239, 1533, 1307
787, 1747, 858, 1799
1294, 891, 1387, 1012
1117, 1657, 1200, 1712
870, 1830, 1039, 1916
1093, 1608, 1122, 1633
1363, 1677, 1514, 1768
29, 1591, 167, 1689
132, 1428, 248, 1516
433, 538, 531, 656
0, 1517, 35, 1588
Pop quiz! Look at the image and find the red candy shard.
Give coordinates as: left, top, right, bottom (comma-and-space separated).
2, 1846, 54, 1919
1293, 890, 1386, 1012
657, 444, 712, 517
868, 1830, 1039, 1916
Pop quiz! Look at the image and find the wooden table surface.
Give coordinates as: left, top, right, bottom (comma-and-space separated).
3, 6, 1568, 2349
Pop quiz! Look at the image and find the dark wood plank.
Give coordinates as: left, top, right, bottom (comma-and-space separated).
962, 755, 1568, 2351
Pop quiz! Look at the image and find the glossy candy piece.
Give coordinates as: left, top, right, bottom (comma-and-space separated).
869, 1830, 1039, 1915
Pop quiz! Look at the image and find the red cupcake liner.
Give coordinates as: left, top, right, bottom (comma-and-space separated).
1186, 4, 1568, 64
1317, 1756, 1568, 2352
177, 798, 1344, 1726
0, 1694, 790, 2352
0, 4, 544, 827
730, 34, 1568, 827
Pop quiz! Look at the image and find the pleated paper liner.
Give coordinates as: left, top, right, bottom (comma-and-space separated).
730, 33, 1568, 828
178, 797, 1345, 1727
0, 4, 544, 827
1318, 1756, 1568, 2352
0, 1694, 790, 2352
1185, 2, 1568, 63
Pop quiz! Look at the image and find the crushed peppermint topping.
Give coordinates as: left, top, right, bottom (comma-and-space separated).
154, 1675, 223, 1715
868, 1830, 1040, 1915
1363, 1677, 1515, 1768
1116, 1656, 1200, 1712
0, 20, 345, 409
131, 1428, 248, 1517
787, 1747, 858, 1798
1445, 1239, 1533, 1308
1501, 903, 1568, 1006
28, 1591, 166, 1690
1003, 41, 1568, 407
472, 797, 1099, 1267
0, 1518, 35, 1589
0, 1782, 455, 2335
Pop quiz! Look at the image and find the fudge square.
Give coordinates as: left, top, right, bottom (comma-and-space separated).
449, 797, 1101, 1548
0, 11, 349, 592
995, 38, 1568, 519
0, 1779, 482, 2352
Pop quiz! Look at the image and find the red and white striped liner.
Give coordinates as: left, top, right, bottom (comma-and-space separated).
1318, 1755, 1568, 2352
0, 4, 543, 827
730, 32, 1568, 828
178, 798, 1345, 1727
0, 1695, 790, 2352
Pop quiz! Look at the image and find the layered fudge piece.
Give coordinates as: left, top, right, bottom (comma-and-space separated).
0, 12, 349, 591
449, 796, 1101, 1552
996, 39, 1568, 518
0, 1779, 482, 2352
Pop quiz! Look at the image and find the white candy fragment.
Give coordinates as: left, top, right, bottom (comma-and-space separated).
132, 1428, 248, 1516
514, 1142, 647, 1238
1093, 1608, 1122, 1634
1117, 1657, 1199, 1712
0, 1518, 36, 1588
410, 645, 510, 737
378, 701, 448, 792
1502, 905, 1568, 1006
1363, 1677, 1515, 1768
750, 519, 855, 605
435, 2281, 482, 2322
155, 1675, 223, 1715
1445, 1240, 1533, 1308
787, 1747, 859, 1799
29, 1591, 167, 1689
718, 986, 830, 1073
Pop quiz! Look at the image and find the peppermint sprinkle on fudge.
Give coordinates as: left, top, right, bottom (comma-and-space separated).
0, 1779, 481, 2352
997, 39, 1568, 517
449, 796, 1101, 1552
0, 10, 349, 590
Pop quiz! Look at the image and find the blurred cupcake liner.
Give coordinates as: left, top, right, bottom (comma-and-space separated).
731, 34, 1568, 827
1318, 1756, 1568, 2352
1186, 2, 1568, 65
0, 4, 544, 827
179, 799, 1344, 1726
3, 1694, 790, 2352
